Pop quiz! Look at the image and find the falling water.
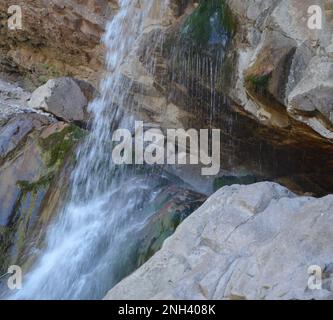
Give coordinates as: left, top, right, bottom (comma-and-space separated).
4, 0, 238, 300
10, 0, 171, 300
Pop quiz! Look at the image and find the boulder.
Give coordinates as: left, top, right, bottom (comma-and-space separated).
28, 77, 90, 124
288, 56, 333, 125
105, 182, 333, 300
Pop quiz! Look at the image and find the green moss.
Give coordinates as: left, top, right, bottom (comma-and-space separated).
38, 64, 61, 85
16, 192, 38, 262
136, 210, 182, 266
17, 174, 54, 194
38, 75, 49, 85
0, 226, 13, 274
39, 125, 85, 167
215, 50, 237, 92
135, 189, 205, 267
41, 63, 50, 70
0, 125, 85, 273
181, 0, 236, 47
246, 74, 271, 91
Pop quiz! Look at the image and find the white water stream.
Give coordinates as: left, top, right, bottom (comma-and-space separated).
12, 0, 170, 300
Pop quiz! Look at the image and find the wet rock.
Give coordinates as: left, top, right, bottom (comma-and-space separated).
213, 175, 259, 192
103, 179, 206, 290
105, 182, 333, 300
134, 186, 206, 268
0, 114, 84, 274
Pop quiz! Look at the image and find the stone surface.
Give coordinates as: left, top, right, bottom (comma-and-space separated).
105, 182, 333, 300
0, 112, 84, 275
103, 182, 206, 290
0, 112, 50, 160
0, 0, 118, 86
134, 186, 206, 268
0, 78, 33, 123
230, 0, 333, 139
288, 56, 333, 138
28, 77, 89, 123
114, 0, 333, 196
1, 0, 333, 196
0, 0, 332, 301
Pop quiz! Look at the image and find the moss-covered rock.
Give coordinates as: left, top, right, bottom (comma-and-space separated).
106, 184, 206, 288
166, 0, 236, 122
0, 118, 85, 274
39, 124, 85, 167
181, 0, 236, 49
135, 186, 206, 267
245, 74, 271, 94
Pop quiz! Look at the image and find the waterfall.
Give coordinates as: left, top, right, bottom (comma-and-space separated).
11, 0, 171, 300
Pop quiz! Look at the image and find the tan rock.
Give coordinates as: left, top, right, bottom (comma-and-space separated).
0, 0, 118, 85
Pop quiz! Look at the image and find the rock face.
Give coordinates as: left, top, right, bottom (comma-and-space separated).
0, 113, 50, 160
102, 0, 333, 195
28, 77, 89, 124
104, 183, 206, 291
229, 0, 333, 139
1, 0, 333, 194
288, 56, 333, 136
0, 0, 333, 301
0, 79, 31, 122
0, 0, 118, 86
0, 116, 84, 274
134, 186, 206, 269
105, 182, 333, 300
0, 80, 85, 275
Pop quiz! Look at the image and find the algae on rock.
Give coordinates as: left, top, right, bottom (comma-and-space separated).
0, 121, 85, 275
181, 0, 236, 49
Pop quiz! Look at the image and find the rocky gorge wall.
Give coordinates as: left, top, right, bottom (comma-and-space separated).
0, 0, 333, 300
0, 0, 118, 87
1, 0, 333, 194
123, 0, 333, 196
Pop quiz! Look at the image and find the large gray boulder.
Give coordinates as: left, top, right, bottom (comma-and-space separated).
28, 77, 89, 123
105, 182, 333, 300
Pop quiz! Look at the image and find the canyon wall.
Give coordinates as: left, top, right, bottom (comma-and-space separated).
1, 0, 333, 299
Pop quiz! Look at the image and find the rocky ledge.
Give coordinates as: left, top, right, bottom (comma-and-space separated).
105, 182, 333, 300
